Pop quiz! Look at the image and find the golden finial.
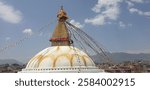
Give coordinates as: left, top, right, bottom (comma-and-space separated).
57, 6, 68, 21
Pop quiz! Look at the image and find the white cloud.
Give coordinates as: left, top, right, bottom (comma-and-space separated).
129, 0, 144, 3
85, 15, 105, 26
85, 0, 122, 26
126, 1, 134, 8
5, 37, 11, 41
129, 8, 150, 17
119, 21, 132, 28
126, 0, 150, 17
0, 1, 22, 24
119, 21, 126, 28
85, 0, 150, 27
22, 29, 33, 36
129, 8, 139, 13
70, 19, 84, 28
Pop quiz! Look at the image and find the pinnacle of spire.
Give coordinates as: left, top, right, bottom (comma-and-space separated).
57, 6, 68, 22
61, 6, 63, 10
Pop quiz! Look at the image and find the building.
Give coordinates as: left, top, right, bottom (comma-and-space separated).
20, 7, 104, 73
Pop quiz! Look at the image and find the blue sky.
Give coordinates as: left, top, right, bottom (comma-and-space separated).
0, 0, 150, 62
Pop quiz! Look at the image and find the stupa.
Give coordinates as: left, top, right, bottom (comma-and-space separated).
20, 7, 105, 73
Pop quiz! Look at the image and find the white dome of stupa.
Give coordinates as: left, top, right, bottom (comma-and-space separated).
27, 46, 95, 68
21, 46, 104, 73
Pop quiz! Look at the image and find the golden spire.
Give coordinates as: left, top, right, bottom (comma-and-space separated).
57, 6, 68, 22
50, 6, 71, 46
